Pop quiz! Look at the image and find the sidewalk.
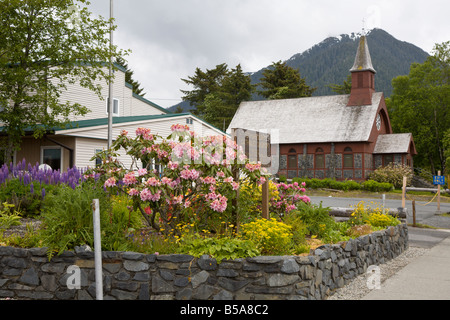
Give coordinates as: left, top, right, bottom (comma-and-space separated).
362, 234, 450, 300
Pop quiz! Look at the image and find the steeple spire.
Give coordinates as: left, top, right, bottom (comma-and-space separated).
350, 35, 376, 73
347, 35, 376, 106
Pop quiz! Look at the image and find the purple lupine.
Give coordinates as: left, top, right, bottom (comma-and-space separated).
30, 183, 34, 194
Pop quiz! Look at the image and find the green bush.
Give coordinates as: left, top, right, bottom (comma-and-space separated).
179, 236, 260, 263
39, 182, 141, 258
291, 177, 361, 191
362, 180, 394, 192
0, 179, 54, 218
368, 163, 413, 189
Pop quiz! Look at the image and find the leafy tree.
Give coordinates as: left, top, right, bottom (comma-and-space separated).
328, 74, 352, 94
181, 63, 253, 130
444, 129, 450, 175
116, 56, 146, 97
387, 41, 450, 174
0, 0, 127, 163
257, 61, 316, 99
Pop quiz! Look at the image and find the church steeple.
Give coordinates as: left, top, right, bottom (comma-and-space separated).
347, 35, 376, 106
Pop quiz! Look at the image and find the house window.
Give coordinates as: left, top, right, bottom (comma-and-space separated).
106, 98, 120, 116
287, 148, 297, 169
186, 118, 193, 125
95, 149, 103, 167
315, 148, 324, 168
41, 147, 63, 171
343, 147, 353, 168
384, 155, 394, 166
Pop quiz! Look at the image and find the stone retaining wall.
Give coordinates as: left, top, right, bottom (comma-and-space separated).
0, 224, 408, 300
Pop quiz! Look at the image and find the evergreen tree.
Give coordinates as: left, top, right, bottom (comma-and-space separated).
257, 61, 316, 99
181, 63, 254, 129
116, 56, 146, 97
328, 74, 352, 94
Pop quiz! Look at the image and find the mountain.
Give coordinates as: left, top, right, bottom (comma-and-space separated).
168, 28, 429, 112
250, 28, 429, 98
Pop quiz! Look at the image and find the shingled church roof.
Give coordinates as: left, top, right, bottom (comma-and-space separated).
227, 92, 383, 144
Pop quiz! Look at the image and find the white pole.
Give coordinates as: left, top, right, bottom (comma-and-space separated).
92, 199, 103, 300
107, 0, 114, 149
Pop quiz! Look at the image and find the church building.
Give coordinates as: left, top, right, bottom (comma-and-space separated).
227, 35, 417, 181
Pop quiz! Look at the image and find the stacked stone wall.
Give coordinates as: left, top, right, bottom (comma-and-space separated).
0, 224, 408, 300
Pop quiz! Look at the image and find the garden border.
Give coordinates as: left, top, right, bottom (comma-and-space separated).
0, 224, 408, 300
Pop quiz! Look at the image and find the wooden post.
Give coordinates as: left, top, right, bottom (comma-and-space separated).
412, 200, 416, 227
402, 176, 407, 209
262, 179, 269, 219
437, 170, 441, 212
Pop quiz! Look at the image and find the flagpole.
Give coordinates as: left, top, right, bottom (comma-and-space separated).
107, 0, 114, 149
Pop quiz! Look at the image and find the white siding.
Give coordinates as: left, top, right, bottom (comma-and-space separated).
55, 67, 167, 121
75, 137, 137, 171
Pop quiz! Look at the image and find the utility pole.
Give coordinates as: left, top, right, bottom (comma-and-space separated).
107, 0, 114, 149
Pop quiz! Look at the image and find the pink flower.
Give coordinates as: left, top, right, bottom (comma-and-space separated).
120, 130, 128, 136
128, 188, 139, 196
231, 182, 239, 190
209, 194, 227, 213
104, 177, 116, 188
145, 177, 161, 187
123, 172, 137, 185
140, 188, 161, 202
257, 176, 266, 186
144, 207, 152, 215
167, 161, 179, 170
137, 168, 147, 176
171, 124, 190, 132
216, 171, 225, 178
223, 177, 233, 183
180, 168, 200, 180
245, 162, 261, 172
201, 176, 216, 185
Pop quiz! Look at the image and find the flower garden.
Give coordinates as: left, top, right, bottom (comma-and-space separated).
0, 124, 401, 262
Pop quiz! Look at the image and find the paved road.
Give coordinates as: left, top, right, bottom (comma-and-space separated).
310, 195, 450, 227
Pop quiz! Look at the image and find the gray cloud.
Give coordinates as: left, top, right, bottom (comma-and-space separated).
86, 0, 450, 109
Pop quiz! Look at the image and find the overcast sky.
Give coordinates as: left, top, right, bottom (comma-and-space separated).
84, 0, 449, 109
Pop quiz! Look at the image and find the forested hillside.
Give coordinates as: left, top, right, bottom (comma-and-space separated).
250, 28, 429, 98
169, 28, 429, 112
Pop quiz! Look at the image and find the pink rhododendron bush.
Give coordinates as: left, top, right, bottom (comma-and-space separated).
84, 124, 270, 236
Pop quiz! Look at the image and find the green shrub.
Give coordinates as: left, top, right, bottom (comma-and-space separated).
39, 182, 141, 258
0, 179, 54, 218
240, 218, 294, 255
0, 202, 22, 229
179, 236, 260, 263
362, 180, 394, 192
291, 177, 361, 191
368, 163, 413, 189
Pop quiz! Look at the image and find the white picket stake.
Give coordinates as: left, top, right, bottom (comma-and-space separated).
92, 199, 103, 300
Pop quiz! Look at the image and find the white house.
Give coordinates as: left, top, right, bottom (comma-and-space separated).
1, 64, 227, 171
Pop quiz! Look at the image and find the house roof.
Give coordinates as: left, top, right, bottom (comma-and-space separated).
373, 133, 414, 154
53, 112, 228, 136
227, 92, 383, 144
54, 113, 184, 131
